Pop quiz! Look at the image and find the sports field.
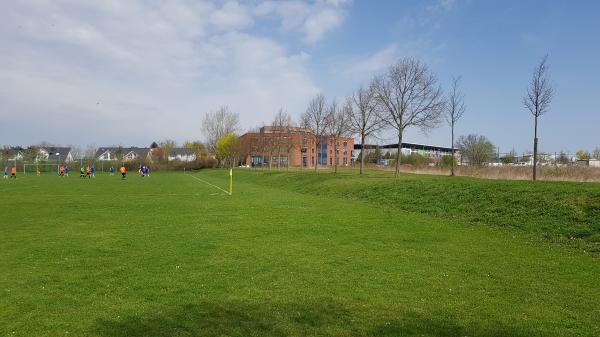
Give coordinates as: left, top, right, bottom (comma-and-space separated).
1, 169, 599, 337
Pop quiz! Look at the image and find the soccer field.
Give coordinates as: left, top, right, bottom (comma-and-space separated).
1, 170, 599, 337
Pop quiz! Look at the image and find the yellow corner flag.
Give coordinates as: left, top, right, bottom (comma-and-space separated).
229, 169, 233, 195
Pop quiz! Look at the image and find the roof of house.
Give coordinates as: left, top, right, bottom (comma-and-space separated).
40, 147, 72, 161
169, 148, 195, 156
95, 147, 150, 158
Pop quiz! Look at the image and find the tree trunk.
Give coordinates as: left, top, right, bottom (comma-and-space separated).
314, 140, 318, 174
451, 121, 455, 177
395, 131, 402, 177
334, 138, 338, 174
360, 132, 365, 175
533, 115, 538, 181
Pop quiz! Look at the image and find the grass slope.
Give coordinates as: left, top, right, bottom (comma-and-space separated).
0, 170, 599, 337
244, 169, 600, 254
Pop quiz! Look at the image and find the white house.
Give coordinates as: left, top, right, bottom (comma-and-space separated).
168, 148, 197, 162
37, 147, 74, 162
95, 147, 151, 162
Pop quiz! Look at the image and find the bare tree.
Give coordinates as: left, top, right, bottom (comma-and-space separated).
202, 106, 240, 154
159, 139, 177, 163
301, 93, 328, 172
372, 58, 446, 177
348, 86, 384, 174
272, 108, 295, 128
326, 99, 351, 174
445, 76, 466, 176
523, 56, 553, 181
272, 108, 295, 169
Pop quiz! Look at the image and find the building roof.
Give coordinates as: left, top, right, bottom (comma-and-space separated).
40, 147, 71, 161
95, 147, 150, 158
355, 143, 455, 152
259, 126, 311, 134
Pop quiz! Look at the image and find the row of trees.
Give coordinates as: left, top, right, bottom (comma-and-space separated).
301, 58, 460, 177
200, 55, 554, 180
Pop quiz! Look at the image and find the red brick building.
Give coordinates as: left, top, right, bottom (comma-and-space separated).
239, 126, 354, 168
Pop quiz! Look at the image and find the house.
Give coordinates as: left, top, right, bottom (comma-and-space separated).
95, 147, 151, 162
576, 159, 600, 167
168, 148, 196, 162
37, 147, 73, 162
0, 147, 24, 161
239, 126, 354, 168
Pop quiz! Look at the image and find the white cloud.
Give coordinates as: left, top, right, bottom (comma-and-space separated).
0, 0, 342, 146
254, 0, 349, 44
427, 0, 459, 13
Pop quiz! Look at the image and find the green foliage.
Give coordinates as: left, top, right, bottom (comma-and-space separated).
216, 134, 240, 167
400, 153, 428, 167
440, 155, 455, 167
577, 150, 591, 160
456, 134, 495, 165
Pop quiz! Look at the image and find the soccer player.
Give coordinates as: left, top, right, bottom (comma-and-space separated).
80, 166, 85, 178
109, 165, 115, 176
10, 166, 17, 179
85, 165, 91, 179
119, 165, 127, 179
3, 167, 8, 179
91, 164, 95, 178
59, 165, 65, 177
65, 165, 69, 177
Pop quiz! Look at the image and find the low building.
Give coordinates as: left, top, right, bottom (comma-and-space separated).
168, 148, 196, 162
576, 159, 600, 167
354, 143, 455, 161
239, 126, 354, 168
95, 147, 151, 162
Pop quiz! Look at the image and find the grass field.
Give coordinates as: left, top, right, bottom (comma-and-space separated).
1, 169, 599, 337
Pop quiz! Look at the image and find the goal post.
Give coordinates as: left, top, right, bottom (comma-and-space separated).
23, 163, 60, 174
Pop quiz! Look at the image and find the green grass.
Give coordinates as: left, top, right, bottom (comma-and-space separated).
1, 170, 599, 337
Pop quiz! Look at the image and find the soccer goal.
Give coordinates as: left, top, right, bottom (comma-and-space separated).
23, 163, 60, 175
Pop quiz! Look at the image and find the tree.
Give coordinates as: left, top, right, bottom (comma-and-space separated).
183, 141, 207, 161
456, 134, 495, 166
592, 147, 600, 160
348, 86, 383, 175
325, 99, 350, 174
557, 152, 570, 165
372, 58, 446, 177
159, 139, 177, 162
216, 134, 241, 168
523, 56, 553, 181
202, 106, 240, 154
272, 108, 294, 128
301, 93, 328, 172
272, 108, 295, 169
576, 150, 591, 161
501, 149, 517, 165
445, 76, 466, 176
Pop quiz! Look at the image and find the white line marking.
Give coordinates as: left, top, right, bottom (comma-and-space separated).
188, 173, 231, 195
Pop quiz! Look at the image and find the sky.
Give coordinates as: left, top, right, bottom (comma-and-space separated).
1, 0, 599, 154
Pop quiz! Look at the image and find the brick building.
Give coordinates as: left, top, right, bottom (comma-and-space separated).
239, 126, 354, 168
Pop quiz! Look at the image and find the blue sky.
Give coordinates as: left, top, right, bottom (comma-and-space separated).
1, 0, 598, 154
